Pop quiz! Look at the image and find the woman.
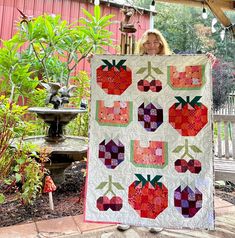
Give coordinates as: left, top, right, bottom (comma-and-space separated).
136, 29, 171, 56
117, 28, 170, 233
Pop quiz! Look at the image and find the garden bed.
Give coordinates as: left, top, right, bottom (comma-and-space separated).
0, 161, 86, 228
215, 181, 235, 205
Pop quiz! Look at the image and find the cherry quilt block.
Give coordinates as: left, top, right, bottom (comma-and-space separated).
85, 55, 214, 229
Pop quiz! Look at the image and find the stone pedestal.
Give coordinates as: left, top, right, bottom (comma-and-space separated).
24, 136, 88, 185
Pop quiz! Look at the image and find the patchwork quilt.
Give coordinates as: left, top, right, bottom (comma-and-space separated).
85, 55, 214, 229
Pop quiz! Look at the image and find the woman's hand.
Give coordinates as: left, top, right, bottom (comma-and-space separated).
206, 52, 217, 66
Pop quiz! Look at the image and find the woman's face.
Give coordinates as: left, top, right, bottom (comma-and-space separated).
143, 33, 162, 56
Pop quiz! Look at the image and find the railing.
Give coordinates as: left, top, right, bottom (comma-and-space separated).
213, 114, 235, 159
214, 92, 235, 115
213, 114, 235, 183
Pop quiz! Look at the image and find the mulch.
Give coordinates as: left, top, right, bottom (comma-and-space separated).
0, 161, 235, 228
215, 181, 235, 205
0, 161, 86, 227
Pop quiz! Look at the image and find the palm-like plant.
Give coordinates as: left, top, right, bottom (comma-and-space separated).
20, 6, 113, 87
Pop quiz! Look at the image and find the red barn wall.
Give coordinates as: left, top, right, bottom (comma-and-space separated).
0, 0, 150, 72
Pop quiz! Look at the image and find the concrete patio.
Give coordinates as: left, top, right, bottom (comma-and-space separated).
0, 196, 235, 238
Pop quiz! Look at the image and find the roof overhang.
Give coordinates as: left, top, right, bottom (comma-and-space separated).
156, 0, 235, 11
155, 0, 235, 36
100, 0, 156, 14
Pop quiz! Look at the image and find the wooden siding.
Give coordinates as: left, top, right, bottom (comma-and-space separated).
0, 0, 150, 71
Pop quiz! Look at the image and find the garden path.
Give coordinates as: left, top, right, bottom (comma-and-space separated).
0, 196, 235, 238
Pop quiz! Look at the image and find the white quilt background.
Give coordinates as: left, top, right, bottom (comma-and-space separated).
85, 55, 214, 229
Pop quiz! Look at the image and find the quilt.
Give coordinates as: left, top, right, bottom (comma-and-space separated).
85, 55, 214, 229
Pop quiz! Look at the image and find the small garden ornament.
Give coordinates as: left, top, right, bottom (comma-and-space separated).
43, 176, 57, 210
41, 82, 77, 109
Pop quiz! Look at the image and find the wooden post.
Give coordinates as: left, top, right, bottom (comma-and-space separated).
121, 33, 125, 54
224, 121, 229, 159
132, 35, 135, 54
232, 122, 235, 160
217, 121, 222, 158
124, 33, 128, 54
128, 35, 131, 54
120, 33, 136, 55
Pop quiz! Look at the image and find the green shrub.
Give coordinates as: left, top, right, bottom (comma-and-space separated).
0, 96, 49, 204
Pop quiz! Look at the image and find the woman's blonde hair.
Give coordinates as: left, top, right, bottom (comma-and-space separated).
136, 29, 171, 55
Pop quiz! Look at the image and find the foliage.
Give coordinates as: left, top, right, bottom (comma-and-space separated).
0, 6, 114, 205
153, 3, 212, 53
70, 71, 90, 108
0, 95, 28, 158
19, 6, 113, 88
67, 112, 90, 137
25, 118, 47, 137
212, 60, 235, 110
1, 143, 49, 205
27, 88, 48, 108
141, 2, 234, 62
134, 0, 150, 9
67, 71, 90, 137
0, 36, 39, 103
0, 96, 49, 204
0, 5, 113, 107
211, 11, 235, 62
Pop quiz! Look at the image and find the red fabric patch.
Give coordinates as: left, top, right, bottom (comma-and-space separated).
131, 140, 167, 167
96, 101, 132, 126
137, 79, 162, 92
96, 60, 132, 95
169, 96, 208, 136
128, 175, 168, 219
168, 65, 204, 89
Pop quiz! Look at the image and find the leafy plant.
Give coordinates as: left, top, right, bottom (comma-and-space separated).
2, 143, 49, 205
0, 36, 39, 103
0, 95, 28, 158
0, 151, 47, 206
0, 96, 49, 204
67, 71, 90, 136
0, 6, 115, 205
17, 6, 113, 107
0, 5, 113, 107
70, 71, 90, 108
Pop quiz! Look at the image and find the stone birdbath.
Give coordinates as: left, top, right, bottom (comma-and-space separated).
15, 8, 114, 184
27, 82, 88, 184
